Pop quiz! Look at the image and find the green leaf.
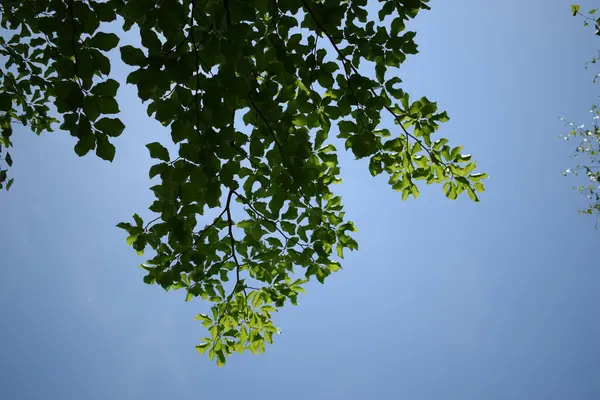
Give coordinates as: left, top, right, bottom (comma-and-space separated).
74, 125, 95, 156
195, 343, 210, 355
95, 132, 116, 161
133, 214, 143, 227
91, 79, 120, 97
194, 314, 211, 322
141, 29, 162, 53
391, 17, 406, 36
96, 97, 120, 114
120, 45, 147, 66
92, 1, 117, 21
149, 163, 168, 179
375, 62, 385, 83
385, 77, 404, 99
369, 157, 383, 176
401, 188, 410, 201
338, 120, 357, 135
328, 263, 342, 272
146, 142, 170, 161
572, 4, 580, 16
91, 49, 111, 75
74, 48, 96, 79
83, 96, 101, 121
216, 350, 226, 366
292, 115, 307, 127
466, 186, 479, 202
237, 220, 254, 229
0, 93, 12, 111
88, 32, 120, 51
95, 118, 125, 137
469, 172, 488, 182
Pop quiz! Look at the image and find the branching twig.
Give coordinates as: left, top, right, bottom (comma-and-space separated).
215, 190, 243, 326
225, 189, 241, 285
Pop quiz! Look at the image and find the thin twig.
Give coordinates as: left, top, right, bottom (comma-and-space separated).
225, 189, 240, 285
215, 190, 243, 327
144, 216, 161, 230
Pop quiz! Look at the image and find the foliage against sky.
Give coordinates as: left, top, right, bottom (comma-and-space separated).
0, 0, 487, 364
563, 4, 600, 226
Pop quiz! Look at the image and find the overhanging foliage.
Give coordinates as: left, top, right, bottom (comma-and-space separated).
0, 0, 486, 365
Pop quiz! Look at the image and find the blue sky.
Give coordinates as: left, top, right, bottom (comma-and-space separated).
1, 0, 600, 399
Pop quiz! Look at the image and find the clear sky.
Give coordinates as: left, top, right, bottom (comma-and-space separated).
1, 0, 600, 399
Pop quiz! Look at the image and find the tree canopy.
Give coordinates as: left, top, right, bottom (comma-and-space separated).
0, 0, 486, 365
562, 5, 600, 226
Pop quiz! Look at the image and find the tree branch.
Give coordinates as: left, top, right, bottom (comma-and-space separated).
215, 189, 245, 326
225, 189, 240, 286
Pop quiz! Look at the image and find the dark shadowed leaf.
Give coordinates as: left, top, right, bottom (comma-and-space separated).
95, 117, 125, 137
146, 142, 170, 161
